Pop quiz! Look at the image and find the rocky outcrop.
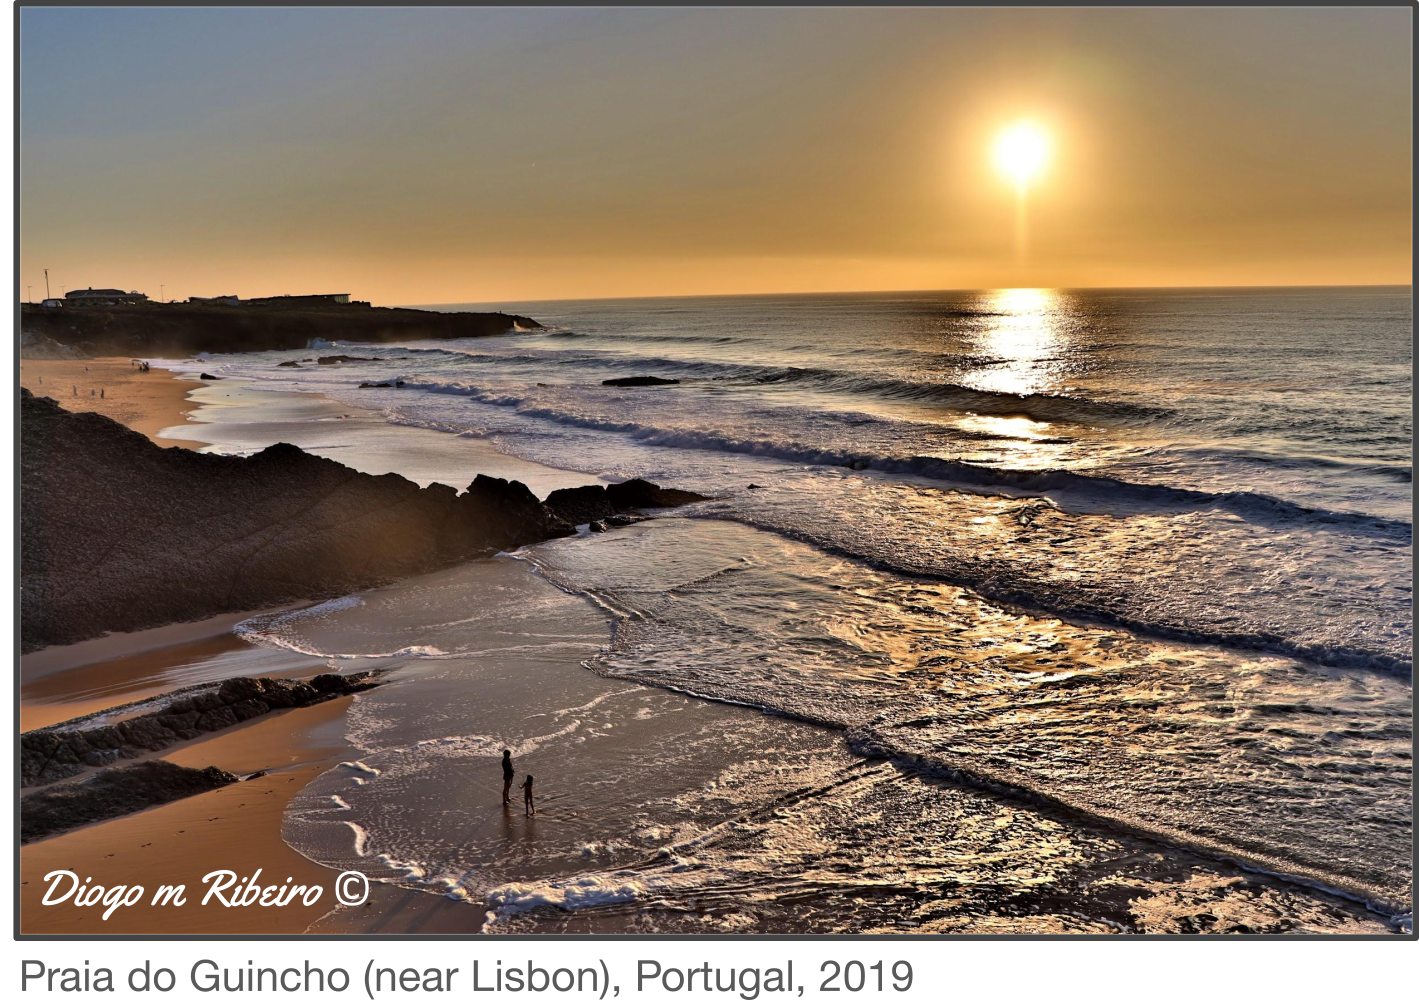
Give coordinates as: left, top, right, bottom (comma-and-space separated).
605, 478, 707, 510
20, 330, 89, 360
317, 355, 374, 365
21, 761, 239, 843
543, 485, 615, 526
544, 478, 708, 526
602, 375, 680, 387
19, 302, 540, 358
20, 672, 384, 787
21, 390, 576, 651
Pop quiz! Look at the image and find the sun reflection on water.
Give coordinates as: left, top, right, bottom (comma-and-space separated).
926, 287, 1095, 470
964, 288, 1068, 399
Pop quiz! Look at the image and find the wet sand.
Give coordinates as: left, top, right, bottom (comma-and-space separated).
21, 628, 321, 732
19, 357, 206, 448
152, 378, 606, 497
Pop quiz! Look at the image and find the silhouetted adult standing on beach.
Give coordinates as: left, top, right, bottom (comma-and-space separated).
522, 775, 535, 816
501, 749, 514, 806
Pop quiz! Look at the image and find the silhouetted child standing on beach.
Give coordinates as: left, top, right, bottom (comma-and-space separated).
501, 749, 514, 806
522, 775, 535, 816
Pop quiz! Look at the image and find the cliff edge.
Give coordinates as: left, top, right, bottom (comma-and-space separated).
19, 302, 539, 358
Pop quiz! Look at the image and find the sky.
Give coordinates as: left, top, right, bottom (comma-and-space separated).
18, 7, 1413, 306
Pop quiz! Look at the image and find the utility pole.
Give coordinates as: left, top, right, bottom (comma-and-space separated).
44, 268, 50, 300
26, 286, 32, 304
160, 284, 165, 304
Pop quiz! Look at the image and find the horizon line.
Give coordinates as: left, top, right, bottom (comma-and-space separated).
406, 281, 1414, 310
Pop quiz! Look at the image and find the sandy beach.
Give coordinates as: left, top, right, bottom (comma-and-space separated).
19, 356, 206, 448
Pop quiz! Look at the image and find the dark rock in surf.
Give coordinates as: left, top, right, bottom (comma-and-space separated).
359, 381, 393, 388
601, 375, 680, 387
542, 485, 614, 526
544, 478, 708, 527
277, 360, 302, 368
605, 477, 707, 510
317, 355, 374, 365
588, 520, 609, 533
747, 483, 764, 489
199, 372, 222, 380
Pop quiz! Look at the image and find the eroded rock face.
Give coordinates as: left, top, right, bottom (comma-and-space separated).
21, 390, 577, 651
21, 761, 239, 843
19, 672, 384, 787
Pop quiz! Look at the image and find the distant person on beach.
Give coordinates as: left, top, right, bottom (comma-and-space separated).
522, 775, 535, 816
100, 389, 105, 399
501, 749, 514, 806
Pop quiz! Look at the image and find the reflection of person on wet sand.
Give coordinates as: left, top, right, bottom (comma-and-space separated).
501, 749, 514, 806
522, 775, 535, 816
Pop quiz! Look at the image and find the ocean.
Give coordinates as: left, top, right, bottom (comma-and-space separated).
161, 286, 1413, 932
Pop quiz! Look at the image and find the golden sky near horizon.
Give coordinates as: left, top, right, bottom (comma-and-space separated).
19, 7, 1413, 306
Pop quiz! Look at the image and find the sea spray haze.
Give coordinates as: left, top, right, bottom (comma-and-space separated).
173, 286, 1411, 929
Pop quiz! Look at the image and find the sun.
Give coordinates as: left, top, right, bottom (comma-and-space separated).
994, 122, 1051, 189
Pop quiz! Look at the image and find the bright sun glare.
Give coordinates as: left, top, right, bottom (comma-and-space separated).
994, 122, 1051, 189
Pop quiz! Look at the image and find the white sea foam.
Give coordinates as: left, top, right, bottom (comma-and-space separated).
344, 822, 368, 857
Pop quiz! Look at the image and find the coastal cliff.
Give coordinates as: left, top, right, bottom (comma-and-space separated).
20, 389, 572, 651
19, 302, 538, 358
